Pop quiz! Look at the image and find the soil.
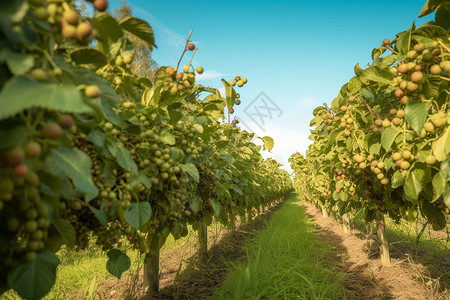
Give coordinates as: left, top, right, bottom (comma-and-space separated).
70, 198, 448, 300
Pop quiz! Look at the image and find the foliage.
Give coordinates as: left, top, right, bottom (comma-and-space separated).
290, 0, 449, 234
0, 0, 292, 298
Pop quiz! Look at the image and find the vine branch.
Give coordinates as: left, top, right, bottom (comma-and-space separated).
176, 30, 193, 72
437, 39, 450, 53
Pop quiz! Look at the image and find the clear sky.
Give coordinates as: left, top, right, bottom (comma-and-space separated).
108, 0, 434, 172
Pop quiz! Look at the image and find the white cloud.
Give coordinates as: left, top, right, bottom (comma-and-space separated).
293, 96, 321, 110
218, 87, 226, 97
196, 70, 226, 81
133, 7, 185, 48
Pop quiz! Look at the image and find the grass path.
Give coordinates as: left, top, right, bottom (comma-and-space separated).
211, 193, 348, 300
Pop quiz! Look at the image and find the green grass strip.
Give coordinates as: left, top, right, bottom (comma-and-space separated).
211, 193, 348, 300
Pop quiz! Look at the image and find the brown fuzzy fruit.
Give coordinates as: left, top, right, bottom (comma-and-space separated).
187, 43, 195, 51
429, 64, 441, 75
176, 73, 184, 80
58, 114, 74, 129
76, 22, 93, 40
394, 89, 403, 98
426, 155, 437, 165
228, 108, 234, 114
62, 24, 77, 39
13, 164, 29, 178
42, 123, 63, 139
383, 38, 390, 45
63, 10, 78, 25
6, 147, 25, 165
410, 71, 423, 83
94, 0, 108, 11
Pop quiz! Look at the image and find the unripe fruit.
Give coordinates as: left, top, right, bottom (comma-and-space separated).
430, 64, 441, 75
406, 62, 416, 71
114, 77, 122, 85
410, 71, 423, 83
440, 61, 450, 72
382, 119, 391, 128
7, 218, 20, 231
431, 114, 445, 128
394, 89, 403, 98
377, 161, 385, 169
94, 0, 108, 11
124, 55, 133, 65
399, 81, 408, 90
414, 43, 424, 52
389, 67, 397, 75
34, 7, 49, 20
62, 24, 77, 39
400, 161, 411, 170
196, 66, 204, 74
182, 65, 189, 73
392, 117, 401, 126
176, 73, 183, 80
235, 99, 241, 105
63, 10, 78, 25
85, 85, 102, 98
397, 64, 408, 74
6, 147, 25, 165
374, 119, 383, 126
400, 96, 409, 105
229, 80, 235, 86
396, 110, 405, 118
380, 178, 389, 185
392, 152, 402, 161
25, 251, 37, 262
377, 173, 384, 180
237, 80, 244, 87
187, 43, 195, 51
25, 220, 38, 232
402, 150, 412, 160
426, 155, 437, 165
58, 114, 74, 129
30, 68, 48, 82
424, 122, 434, 132
406, 50, 417, 59
42, 123, 63, 139
76, 22, 93, 40
14, 164, 29, 178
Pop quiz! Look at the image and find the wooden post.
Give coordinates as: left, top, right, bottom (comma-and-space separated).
143, 250, 160, 292
322, 207, 328, 218
342, 214, 351, 234
198, 222, 207, 257
376, 215, 391, 266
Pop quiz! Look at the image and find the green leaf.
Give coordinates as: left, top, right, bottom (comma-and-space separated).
70, 48, 107, 69
413, 24, 449, 47
381, 127, 400, 151
0, 0, 28, 26
90, 206, 109, 226
404, 101, 430, 135
0, 76, 91, 121
404, 169, 425, 202
395, 23, 415, 55
51, 219, 76, 248
221, 79, 236, 109
106, 249, 131, 279
435, 2, 450, 28
432, 126, 450, 161
119, 16, 156, 49
160, 132, 176, 145
192, 124, 204, 133
179, 163, 199, 182
391, 171, 405, 188
46, 147, 99, 201
89, 13, 123, 59
358, 66, 393, 84
124, 202, 152, 230
0, 48, 34, 75
107, 142, 138, 174
432, 172, 445, 201
8, 251, 59, 300
0, 123, 28, 149
210, 198, 221, 217
258, 136, 274, 152
189, 195, 202, 213
419, 0, 447, 17
230, 184, 243, 195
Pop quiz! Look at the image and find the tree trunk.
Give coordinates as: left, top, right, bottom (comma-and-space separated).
376, 216, 391, 266
322, 207, 328, 218
198, 222, 207, 258
143, 251, 160, 292
342, 214, 351, 234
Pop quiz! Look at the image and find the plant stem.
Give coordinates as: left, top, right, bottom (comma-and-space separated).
176, 30, 193, 72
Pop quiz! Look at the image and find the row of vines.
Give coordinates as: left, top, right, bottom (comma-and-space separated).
290, 0, 449, 266
0, 0, 293, 299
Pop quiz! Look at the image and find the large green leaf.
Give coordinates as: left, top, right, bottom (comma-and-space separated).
419, 0, 447, 17
210, 198, 221, 217
221, 79, 236, 109
258, 136, 274, 152
179, 163, 199, 182
432, 126, 450, 161
189, 195, 202, 213
89, 13, 123, 60
432, 172, 445, 201
0, 76, 91, 120
435, 2, 450, 29
107, 142, 138, 174
358, 66, 393, 84
8, 251, 59, 300
404, 169, 425, 202
0, 48, 34, 75
160, 132, 176, 145
395, 23, 415, 55
404, 101, 430, 135
45, 147, 99, 201
51, 219, 76, 248
381, 127, 400, 151
119, 16, 156, 49
124, 202, 152, 230
69, 48, 107, 69
106, 249, 131, 279
0, 0, 28, 26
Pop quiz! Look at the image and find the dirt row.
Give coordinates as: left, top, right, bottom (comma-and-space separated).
71, 198, 447, 299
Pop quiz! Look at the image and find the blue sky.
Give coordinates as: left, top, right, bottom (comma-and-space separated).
107, 0, 434, 171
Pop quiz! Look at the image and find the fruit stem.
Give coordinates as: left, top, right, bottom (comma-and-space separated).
437, 40, 450, 53
188, 48, 198, 72
363, 100, 380, 119
176, 30, 193, 72
384, 44, 395, 53
439, 76, 450, 82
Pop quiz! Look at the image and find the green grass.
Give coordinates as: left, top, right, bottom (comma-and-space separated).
211, 193, 348, 300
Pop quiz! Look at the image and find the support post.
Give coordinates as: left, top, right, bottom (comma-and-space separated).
198, 222, 207, 257
376, 215, 391, 266
143, 250, 160, 292
342, 214, 351, 234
